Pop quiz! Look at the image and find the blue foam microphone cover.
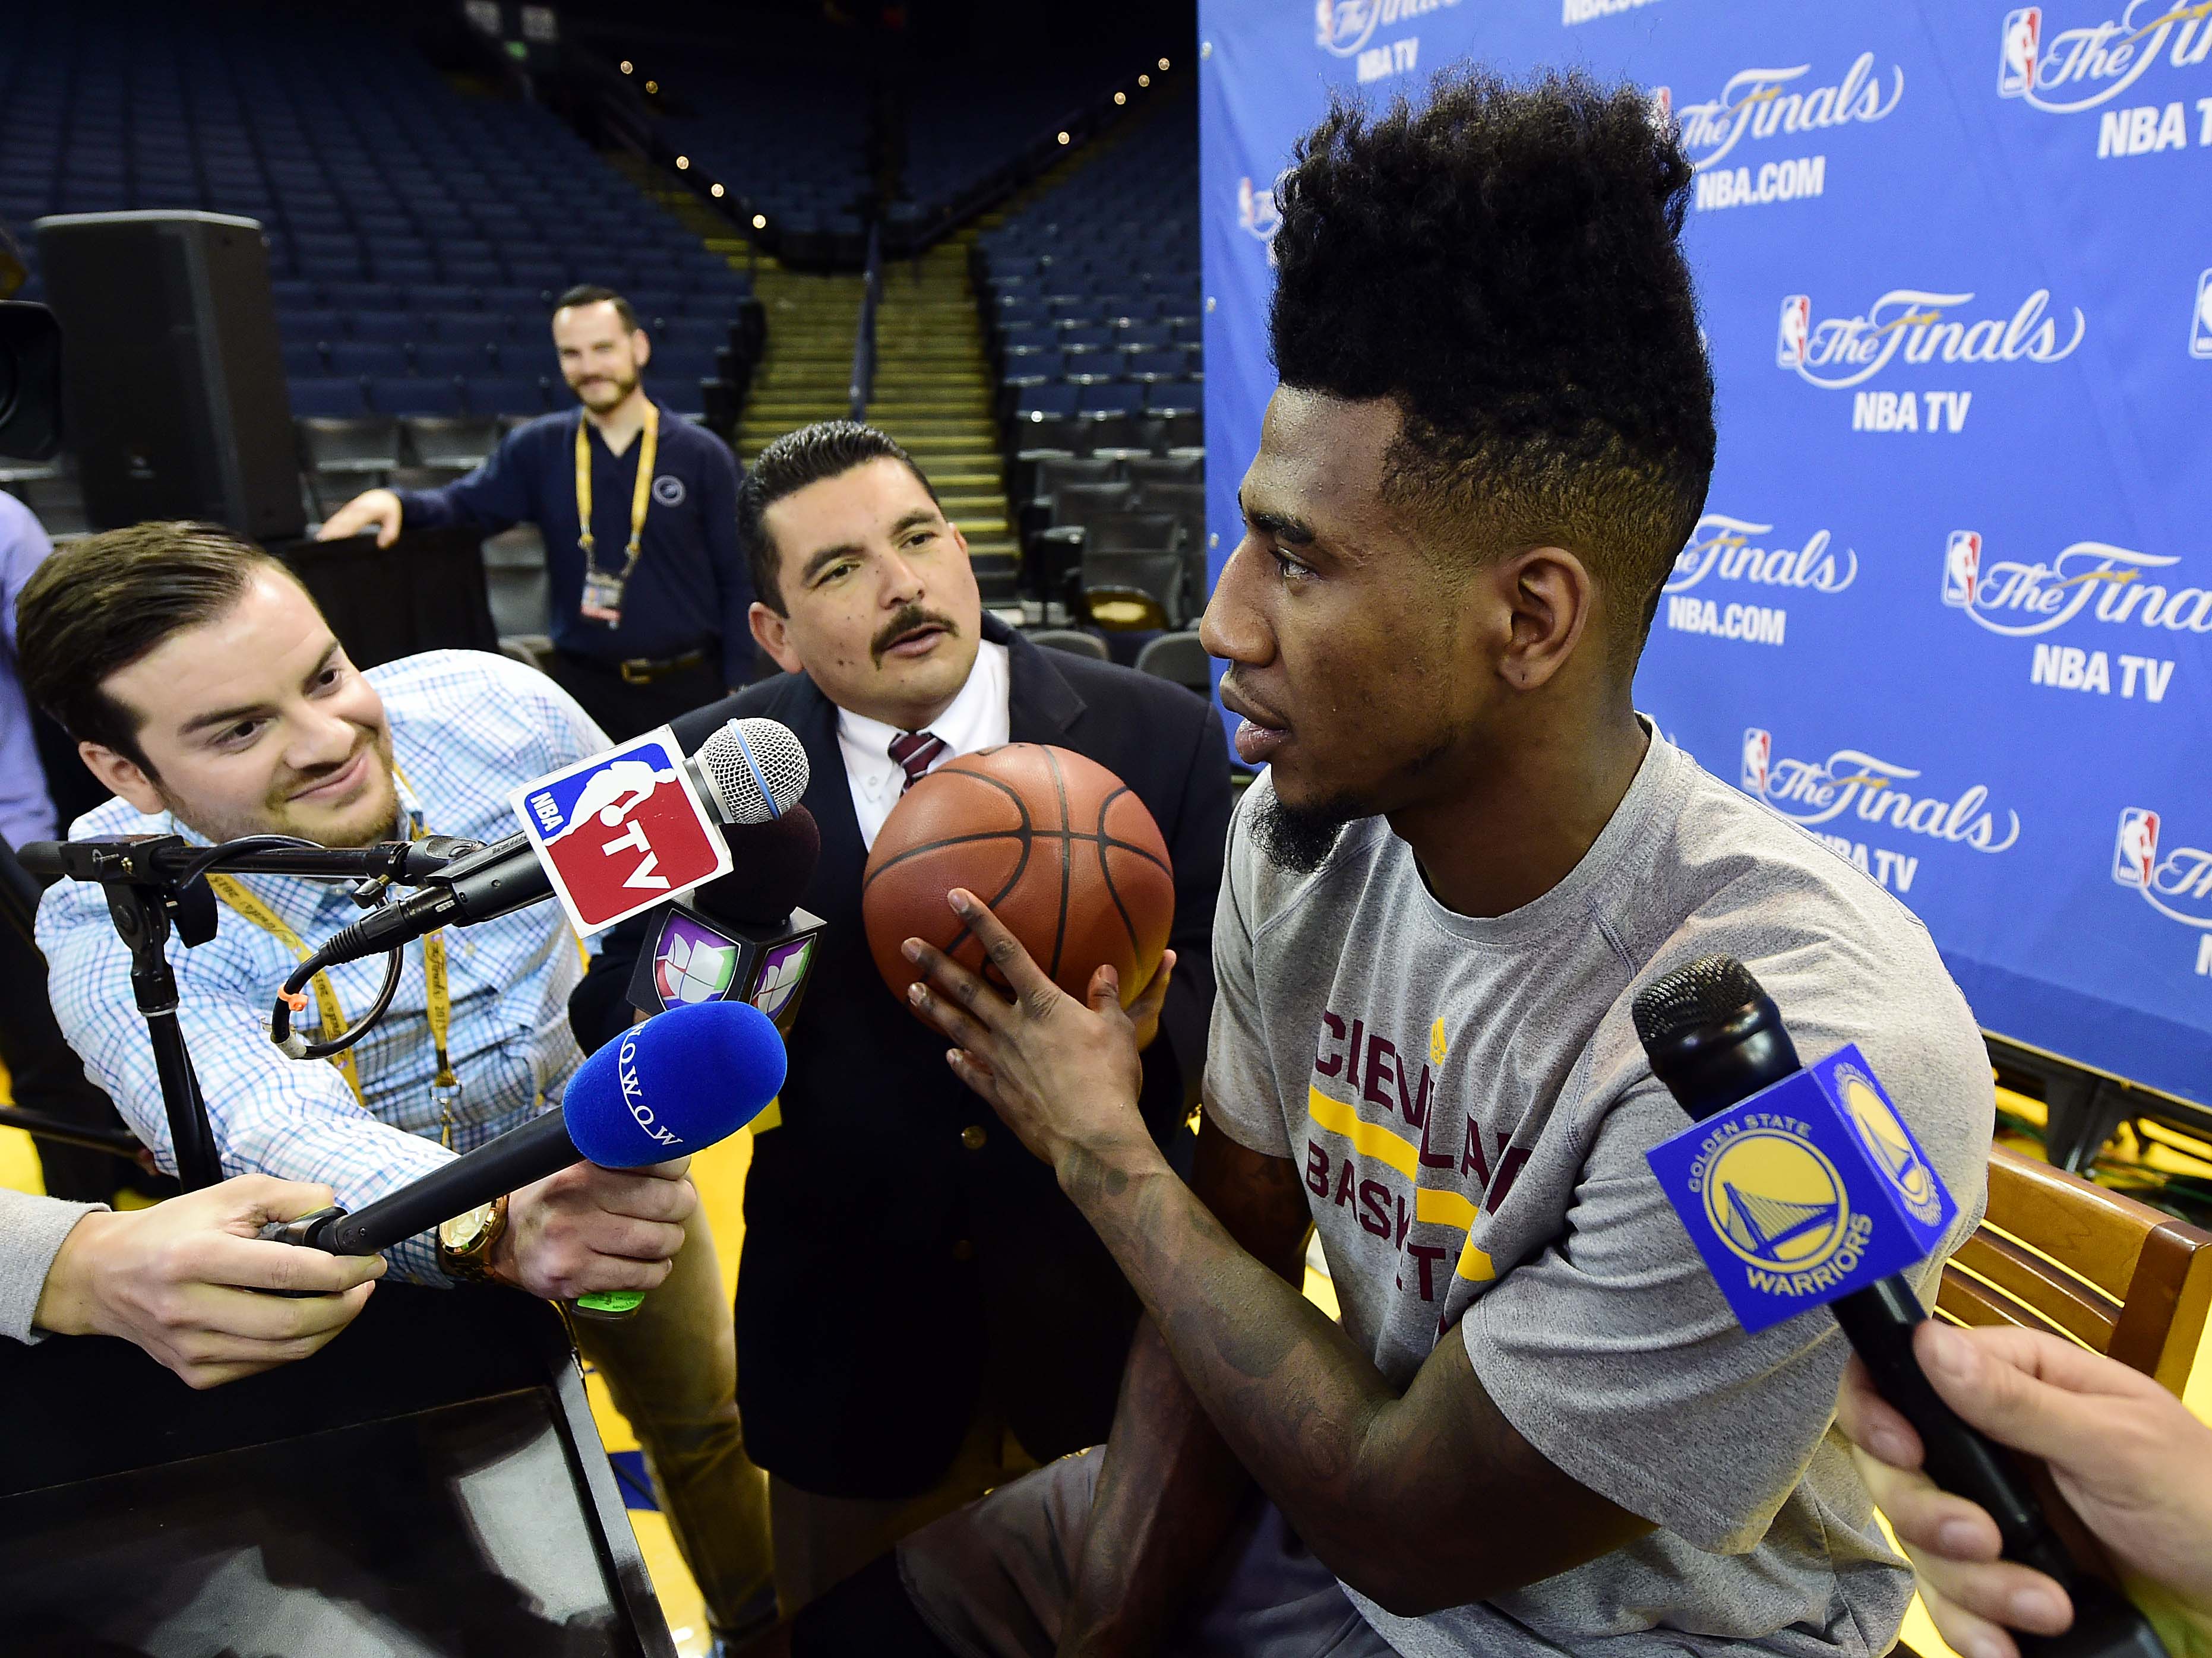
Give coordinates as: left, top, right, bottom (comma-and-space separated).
564, 1000, 787, 1166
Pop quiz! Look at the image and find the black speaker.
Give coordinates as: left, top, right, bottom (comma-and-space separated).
33, 210, 304, 540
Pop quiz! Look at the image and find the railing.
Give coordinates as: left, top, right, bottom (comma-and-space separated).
848, 220, 881, 422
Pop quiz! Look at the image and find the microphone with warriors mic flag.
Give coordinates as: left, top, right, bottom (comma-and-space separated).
1633, 955, 2168, 1658
625, 803, 826, 1031
263, 999, 787, 1315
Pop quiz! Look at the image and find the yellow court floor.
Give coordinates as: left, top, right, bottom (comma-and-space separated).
2, 1106, 2208, 1658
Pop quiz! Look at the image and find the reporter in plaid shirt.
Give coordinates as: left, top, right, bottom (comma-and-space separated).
20, 522, 778, 1650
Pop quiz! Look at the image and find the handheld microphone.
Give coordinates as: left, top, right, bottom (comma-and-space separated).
625, 805, 826, 1031
263, 999, 786, 1254
1634, 957, 2167, 1658
309, 717, 809, 969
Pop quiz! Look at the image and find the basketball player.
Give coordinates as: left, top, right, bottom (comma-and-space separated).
790, 71, 1998, 1658
574, 420, 1233, 1613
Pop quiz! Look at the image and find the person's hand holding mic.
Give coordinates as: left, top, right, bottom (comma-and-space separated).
490, 1156, 699, 1302
33, 1175, 384, 1389
1838, 1321, 2212, 1658
315, 486, 404, 547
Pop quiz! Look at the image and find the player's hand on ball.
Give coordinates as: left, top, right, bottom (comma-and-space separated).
905, 888, 1173, 1177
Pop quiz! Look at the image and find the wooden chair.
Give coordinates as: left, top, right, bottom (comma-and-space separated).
1891, 1148, 2211, 1656
1938, 1144, 2212, 1397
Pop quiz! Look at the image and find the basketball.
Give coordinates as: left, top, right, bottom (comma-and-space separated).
862, 743, 1175, 1012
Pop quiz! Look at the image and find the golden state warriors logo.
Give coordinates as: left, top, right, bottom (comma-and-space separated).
1701, 1129, 1852, 1273
1837, 1064, 1942, 1225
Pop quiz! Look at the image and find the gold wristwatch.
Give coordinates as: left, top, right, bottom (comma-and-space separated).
437, 1194, 508, 1283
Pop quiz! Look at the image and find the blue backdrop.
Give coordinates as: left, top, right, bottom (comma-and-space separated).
1197, 0, 2212, 1105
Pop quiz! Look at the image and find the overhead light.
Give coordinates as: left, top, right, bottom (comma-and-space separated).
1057, 131, 1070, 145
1137, 73, 1151, 87
644, 78, 659, 93
675, 154, 690, 169
709, 182, 725, 197
1114, 91, 1126, 105
620, 59, 633, 74
1158, 57, 1170, 70
751, 213, 767, 229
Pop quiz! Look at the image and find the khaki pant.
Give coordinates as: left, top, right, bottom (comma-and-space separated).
573, 1205, 774, 1634
769, 1400, 1039, 1614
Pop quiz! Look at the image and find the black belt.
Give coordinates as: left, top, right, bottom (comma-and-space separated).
557, 647, 712, 686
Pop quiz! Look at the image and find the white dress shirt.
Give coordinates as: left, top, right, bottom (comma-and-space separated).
836, 639, 1012, 850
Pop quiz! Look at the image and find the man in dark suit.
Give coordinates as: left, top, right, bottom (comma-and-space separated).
573, 420, 1231, 1613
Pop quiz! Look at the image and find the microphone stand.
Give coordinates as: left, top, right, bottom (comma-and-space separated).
17, 833, 480, 1193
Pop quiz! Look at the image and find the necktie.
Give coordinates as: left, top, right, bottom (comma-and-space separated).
889, 730, 946, 793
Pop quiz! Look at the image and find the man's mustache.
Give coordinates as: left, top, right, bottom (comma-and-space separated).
872, 606, 959, 661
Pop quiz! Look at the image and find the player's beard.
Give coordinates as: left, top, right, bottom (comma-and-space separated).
1247, 790, 1354, 875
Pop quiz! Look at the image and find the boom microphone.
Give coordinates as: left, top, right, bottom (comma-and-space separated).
1633, 957, 2167, 1658
627, 805, 827, 1029
307, 717, 809, 970
264, 999, 786, 1258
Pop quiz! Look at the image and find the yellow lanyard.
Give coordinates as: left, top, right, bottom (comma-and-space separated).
206, 785, 461, 1141
574, 401, 661, 579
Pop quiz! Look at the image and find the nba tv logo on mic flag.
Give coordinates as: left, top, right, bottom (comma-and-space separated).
1645, 1045, 1958, 1333
511, 726, 732, 936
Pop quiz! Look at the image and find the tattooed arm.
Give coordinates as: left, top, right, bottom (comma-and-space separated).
903, 896, 1654, 1616
1058, 1125, 1314, 1656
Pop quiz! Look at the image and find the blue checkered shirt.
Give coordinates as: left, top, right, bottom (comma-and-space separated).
37, 650, 609, 1283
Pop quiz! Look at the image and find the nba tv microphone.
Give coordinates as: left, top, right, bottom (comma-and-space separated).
308, 717, 810, 970
1635, 957, 2167, 1658
626, 804, 826, 1031
263, 999, 786, 1266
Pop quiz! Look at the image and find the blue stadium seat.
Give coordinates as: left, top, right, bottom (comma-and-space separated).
652, 317, 728, 353
281, 341, 326, 376
413, 341, 491, 378
375, 258, 437, 285
271, 279, 321, 309
280, 309, 345, 343
1124, 350, 1186, 384
444, 260, 505, 289
408, 283, 477, 312
324, 280, 400, 312
1016, 384, 1080, 418
468, 376, 548, 416
1146, 384, 1202, 416
330, 341, 408, 377
480, 285, 542, 316
347, 312, 416, 346
289, 377, 371, 417
434, 313, 508, 349
370, 375, 465, 416
1078, 383, 1143, 417
1060, 326, 1115, 350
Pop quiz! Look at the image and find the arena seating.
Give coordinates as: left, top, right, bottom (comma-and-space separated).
971, 100, 1203, 625
653, 62, 871, 252
890, 62, 1133, 235
0, 3, 752, 438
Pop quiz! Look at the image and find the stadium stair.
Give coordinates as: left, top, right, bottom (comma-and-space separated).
610, 154, 1021, 601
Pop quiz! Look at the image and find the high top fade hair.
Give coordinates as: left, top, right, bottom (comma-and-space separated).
738, 421, 943, 613
1268, 67, 1716, 669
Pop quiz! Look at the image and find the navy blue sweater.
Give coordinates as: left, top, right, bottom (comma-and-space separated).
395, 400, 752, 684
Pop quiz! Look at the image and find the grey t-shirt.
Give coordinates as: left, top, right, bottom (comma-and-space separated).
1205, 727, 1993, 1658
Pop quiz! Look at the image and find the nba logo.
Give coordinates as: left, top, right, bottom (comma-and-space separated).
1998, 8, 2041, 98
2191, 269, 2212, 360
511, 726, 732, 935
1740, 727, 1772, 796
1777, 296, 1810, 369
2113, 809, 2160, 890
1649, 86, 1673, 125
1942, 531, 1982, 608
